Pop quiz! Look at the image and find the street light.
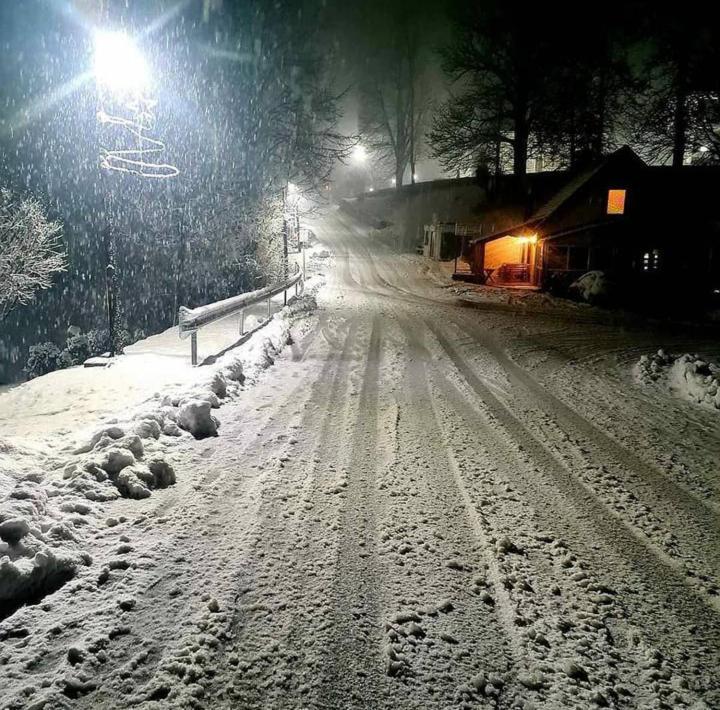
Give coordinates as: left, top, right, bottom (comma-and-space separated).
93, 30, 150, 96
352, 144, 368, 163
92, 29, 176, 179
92, 27, 177, 358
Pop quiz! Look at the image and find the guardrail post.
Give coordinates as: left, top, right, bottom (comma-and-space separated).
267, 297, 271, 318
239, 309, 244, 335
191, 332, 198, 366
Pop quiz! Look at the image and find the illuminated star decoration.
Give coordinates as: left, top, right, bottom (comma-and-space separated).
93, 30, 179, 179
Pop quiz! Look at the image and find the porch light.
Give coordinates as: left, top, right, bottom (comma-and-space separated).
514, 233, 538, 244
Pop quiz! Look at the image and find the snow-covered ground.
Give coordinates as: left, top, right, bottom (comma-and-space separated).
1, 208, 719, 709
635, 349, 720, 410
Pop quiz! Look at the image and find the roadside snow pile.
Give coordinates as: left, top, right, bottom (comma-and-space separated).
570, 271, 609, 302
0, 475, 91, 617
635, 349, 720, 410
0, 292, 318, 621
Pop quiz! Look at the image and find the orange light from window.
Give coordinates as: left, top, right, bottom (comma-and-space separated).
607, 189, 626, 214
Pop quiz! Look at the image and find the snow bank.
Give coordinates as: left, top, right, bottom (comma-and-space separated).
0, 291, 319, 622
0, 477, 91, 617
177, 399, 219, 438
635, 349, 720, 410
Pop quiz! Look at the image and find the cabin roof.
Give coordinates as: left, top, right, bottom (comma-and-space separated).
469, 146, 645, 246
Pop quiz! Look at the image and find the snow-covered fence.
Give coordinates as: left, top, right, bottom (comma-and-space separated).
178, 266, 304, 365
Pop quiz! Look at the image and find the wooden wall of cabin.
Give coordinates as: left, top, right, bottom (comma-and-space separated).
484, 237, 524, 269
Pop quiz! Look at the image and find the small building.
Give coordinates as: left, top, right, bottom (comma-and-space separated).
422, 222, 458, 261
465, 146, 720, 305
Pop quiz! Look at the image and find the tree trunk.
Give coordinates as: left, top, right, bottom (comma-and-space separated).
569, 105, 577, 167
409, 60, 416, 185
672, 57, 688, 168
513, 107, 529, 194
591, 70, 607, 160
395, 161, 405, 189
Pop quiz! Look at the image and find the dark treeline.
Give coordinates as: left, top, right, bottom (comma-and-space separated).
0, 0, 347, 383
430, 0, 720, 183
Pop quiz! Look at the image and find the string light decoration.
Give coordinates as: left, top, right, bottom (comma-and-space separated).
93, 30, 178, 179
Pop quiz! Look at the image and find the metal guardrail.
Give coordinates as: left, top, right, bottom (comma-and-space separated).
178, 265, 304, 365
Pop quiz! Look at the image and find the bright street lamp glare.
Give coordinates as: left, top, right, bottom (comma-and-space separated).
352, 145, 367, 163
93, 30, 150, 94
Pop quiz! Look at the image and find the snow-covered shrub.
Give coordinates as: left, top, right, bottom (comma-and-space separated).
569, 271, 612, 304
85, 328, 111, 355
0, 187, 66, 321
24, 342, 71, 379
64, 333, 91, 365
115, 327, 146, 351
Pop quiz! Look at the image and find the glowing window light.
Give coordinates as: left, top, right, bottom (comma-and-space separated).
643, 249, 660, 271
513, 233, 538, 244
607, 189, 626, 215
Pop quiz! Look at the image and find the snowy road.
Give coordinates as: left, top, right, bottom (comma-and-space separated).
2, 209, 720, 709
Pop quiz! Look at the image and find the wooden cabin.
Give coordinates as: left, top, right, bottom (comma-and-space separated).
466, 147, 720, 305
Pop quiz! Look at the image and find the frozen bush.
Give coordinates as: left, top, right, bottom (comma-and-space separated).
569, 271, 613, 304
0, 187, 65, 322
25, 342, 67, 379
64, 333, 91, 365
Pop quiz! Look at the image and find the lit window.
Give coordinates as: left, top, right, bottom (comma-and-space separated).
643, 249, 660, 271
607, 189, 626, 215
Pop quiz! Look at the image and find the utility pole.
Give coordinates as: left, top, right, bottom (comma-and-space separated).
104, 230, 118, 357
283, 218, 289, 306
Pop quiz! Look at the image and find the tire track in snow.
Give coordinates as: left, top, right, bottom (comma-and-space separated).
320, 314, 387, 708
382, 317, 516, 707
68, 314, 343, 708
196, 317, 363, 709
426, 364, 700, 707
405, 316, 680, 707
425, 319, 720, 613
453, 313, 720, 521
424, 319, 720, 703
447, 315, 720, 584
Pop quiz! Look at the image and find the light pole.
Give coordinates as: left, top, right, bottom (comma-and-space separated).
351, 144, 374, 192
92, 29, 177, 356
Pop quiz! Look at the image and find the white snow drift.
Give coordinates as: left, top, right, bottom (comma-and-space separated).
0, 292, 318, 622
635, 349, 720, 410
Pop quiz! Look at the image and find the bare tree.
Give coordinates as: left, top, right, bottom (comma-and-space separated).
431, 1, 581, 186
0, 188, 65, 321
623, 4, 720, 166
357, 0, 431, 188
